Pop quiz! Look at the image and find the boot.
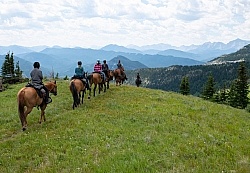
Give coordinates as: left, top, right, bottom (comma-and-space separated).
45, 92, 52, 104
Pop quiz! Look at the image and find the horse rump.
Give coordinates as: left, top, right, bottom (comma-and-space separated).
70, 81, 79, 108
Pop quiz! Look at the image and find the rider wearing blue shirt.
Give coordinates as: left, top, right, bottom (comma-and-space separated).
74, 61, 89, 89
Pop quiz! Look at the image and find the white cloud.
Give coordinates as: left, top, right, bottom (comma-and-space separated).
0, 0, 250, 47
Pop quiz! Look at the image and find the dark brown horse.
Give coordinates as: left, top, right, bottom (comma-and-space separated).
17, 81, 57, 131
87, 72, 106, 99
69, 79, 86, 109
135, 78, 142, 87
113, 68, 127, 86
104, 70, 114, 89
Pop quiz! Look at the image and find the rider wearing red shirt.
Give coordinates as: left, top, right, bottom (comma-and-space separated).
94, 59, 105, 81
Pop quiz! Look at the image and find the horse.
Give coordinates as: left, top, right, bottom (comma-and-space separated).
104, 70, 114, 89
69, 78, 87, 109
17, 81, 57, 131
87, 72, 106, 99
113, 68, 127, 86
135, 78, 142, 87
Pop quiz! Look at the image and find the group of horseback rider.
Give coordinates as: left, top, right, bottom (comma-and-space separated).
29, 59, 127, 104
72, 59, 126, 88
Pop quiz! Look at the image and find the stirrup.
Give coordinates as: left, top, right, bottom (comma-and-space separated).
46, 97, 52, 104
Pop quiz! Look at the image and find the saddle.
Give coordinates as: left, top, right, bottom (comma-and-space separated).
72, 76, 86, 85
25, 83, 45, 98
93, 72, 105, 81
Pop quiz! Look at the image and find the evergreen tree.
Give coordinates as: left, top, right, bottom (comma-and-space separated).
180, 76, 190, 95
237, 62, 249, 109
1, 52, 23, 84
9, 52, 15, 77
55, 73, 59, 79
228, 62, 249, 109
1, 52, 10, 77
220, 83, 227, 103
202, 74, 215, 100
228, 80, 239, 107
15, 61, 23, 82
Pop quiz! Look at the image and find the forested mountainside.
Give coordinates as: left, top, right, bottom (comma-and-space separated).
209, 44, 250, 63
126, 62, 250, 95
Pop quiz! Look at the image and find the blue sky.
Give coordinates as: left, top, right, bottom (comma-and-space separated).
0, 0, 250, 48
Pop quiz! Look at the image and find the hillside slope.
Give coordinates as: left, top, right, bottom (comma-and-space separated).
0, 81, 249, 172
209, 44, 250, 64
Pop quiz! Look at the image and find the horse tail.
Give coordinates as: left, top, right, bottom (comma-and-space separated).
17, 90, 25, 127
70, 81, 79, 106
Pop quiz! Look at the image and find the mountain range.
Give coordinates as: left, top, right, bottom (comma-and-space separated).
0, 38, 249, 78
125, 43, 250, 95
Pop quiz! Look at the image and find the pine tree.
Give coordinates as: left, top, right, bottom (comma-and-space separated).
228, 62, 249, 109
9, 52, 15, 78
1, 52, 10, 77
237, 62, 249, 108
1, 52, 23, 84
180, 76, 190, 95
220, 83, 227, 103
202, 74, 215, 100
15, 61, 23, 82
228, 80, 239, 107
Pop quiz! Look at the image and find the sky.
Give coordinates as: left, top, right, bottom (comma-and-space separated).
1, 0, 250, 48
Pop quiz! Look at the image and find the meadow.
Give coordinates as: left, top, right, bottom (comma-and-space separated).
0, 80, 249, 173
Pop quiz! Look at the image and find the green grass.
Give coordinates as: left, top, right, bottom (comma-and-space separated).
0, 80, 249, 172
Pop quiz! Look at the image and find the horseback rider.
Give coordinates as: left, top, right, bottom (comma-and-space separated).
117, 60, 127, 80
137, 73, 141, 81
136, 73, 142, 86
94, 59, 106, 81
74, 61, 89, 89
102, 60, 109, 79
30, 62, 51, 104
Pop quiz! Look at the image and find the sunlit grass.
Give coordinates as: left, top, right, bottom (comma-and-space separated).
0, 80, 249, 172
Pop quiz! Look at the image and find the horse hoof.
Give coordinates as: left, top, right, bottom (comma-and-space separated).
22, 127, 26, 131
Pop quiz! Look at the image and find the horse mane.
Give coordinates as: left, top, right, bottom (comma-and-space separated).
45, 81, 57, 91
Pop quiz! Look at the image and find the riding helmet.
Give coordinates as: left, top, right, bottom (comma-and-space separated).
33, 62, 40, 68
78, 61, 82, 65
103, 60, 106, 63
97, 59, 100, 63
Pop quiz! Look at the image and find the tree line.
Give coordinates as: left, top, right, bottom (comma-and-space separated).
180, 62, 249, 109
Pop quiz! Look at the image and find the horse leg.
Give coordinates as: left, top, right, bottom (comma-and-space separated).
103, 83, 106, 92
98, 84, 101, 94
22, 107, 33, 131
94, 84, 97, 97
78, 93, 81, 105
88, 88, 91, 99
81, 90, 84, 104
39, 105, 47, 123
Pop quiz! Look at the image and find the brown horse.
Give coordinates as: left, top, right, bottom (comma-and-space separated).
69, 79, 86, 109
87, 72, 106, 99
135, 78, 142, 87
104, 70, 114, 89
113, 68, 127, 86
17, 81, 57, 131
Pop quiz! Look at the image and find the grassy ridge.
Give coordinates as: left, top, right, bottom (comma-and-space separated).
0, 80, 249, 172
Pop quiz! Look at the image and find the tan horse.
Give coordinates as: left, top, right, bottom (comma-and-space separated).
17, 81, 57, 131
113, 68, 127, 86
69, 79, 86, 109
87, 72, 106, 99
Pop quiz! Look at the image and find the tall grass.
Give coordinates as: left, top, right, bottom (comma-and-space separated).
0, 80, 249, 172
